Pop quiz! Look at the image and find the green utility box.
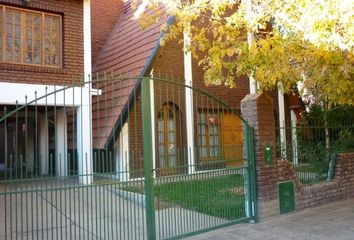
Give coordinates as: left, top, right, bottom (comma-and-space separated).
278, 181, 295, 214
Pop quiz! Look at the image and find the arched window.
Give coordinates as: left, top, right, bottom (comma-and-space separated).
157, 103, 180, 174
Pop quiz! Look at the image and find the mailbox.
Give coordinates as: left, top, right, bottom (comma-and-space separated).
264, 144, 273, 165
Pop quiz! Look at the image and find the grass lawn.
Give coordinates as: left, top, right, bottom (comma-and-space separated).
294, 164, 327, 185
124, 174, 246, 220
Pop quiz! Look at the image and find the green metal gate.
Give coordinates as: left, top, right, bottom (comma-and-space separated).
0, 74, 256, 239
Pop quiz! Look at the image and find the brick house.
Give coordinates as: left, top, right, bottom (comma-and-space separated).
0, 3, 352, 238
0, 0, 302, 182
91, 0, 303, 180
0, 0, 95, 183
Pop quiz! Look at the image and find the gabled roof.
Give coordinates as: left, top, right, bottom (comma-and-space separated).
92, 1, 168, 149
94, 1, 167, 75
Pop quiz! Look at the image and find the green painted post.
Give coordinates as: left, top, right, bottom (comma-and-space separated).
243, 122, 252, 219
141, 77, 156, 240
249, 127, 258, 222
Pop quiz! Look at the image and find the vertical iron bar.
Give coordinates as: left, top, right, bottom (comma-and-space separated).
104, 74, 108, 179
4, 106, 7, 180
142, 77, 156, 240
61, 82, 66, 240
42, 87, 47, 240
79, 83, 83, 240
4, 106, 7, 240
10, 155, 13, 240
248, 126, 257, 221
72, 82, 76, 176
25, 96, 28, 180
15, 100, 18, 240
34, 91, 37, 178
25, 96, 29, 240
96, 74, 101, 177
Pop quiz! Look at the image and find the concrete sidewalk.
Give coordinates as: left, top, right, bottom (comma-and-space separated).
186, 198, 354, 240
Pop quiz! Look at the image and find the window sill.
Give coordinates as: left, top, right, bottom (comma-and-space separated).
0, 63, 66, 74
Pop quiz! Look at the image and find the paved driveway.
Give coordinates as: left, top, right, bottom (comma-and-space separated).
186, 198, 354, 240
0, 181, 224, 240
0, 184, 147, 240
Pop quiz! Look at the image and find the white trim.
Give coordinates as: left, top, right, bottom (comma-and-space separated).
0, 82, 90, 106
290, 109, 298, 164
249, 75, 258, 94
150, 70, 156, 175
77, 103, 93, 184
246, 0, 258, 94
125, 177, 144, 182
118, 123, 130, 181
83, 0, 92, 84
278, 83, 287, 159
91, 88, 102, 96
184, 24, 196, 174
77, 0, 93, 185
56, 108, 68, 177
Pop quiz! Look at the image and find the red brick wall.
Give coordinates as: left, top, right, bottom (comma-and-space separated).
0, 0, 83, 85
241, 93, 280, 219
296, 152, 354, 210
241, 93, 354, 220
128, 96, 145, 178
152, 38, 250, 109
91, 0, 124, 67
275, 153, 354, 211
192, 59, 250, 110
277, 160, 302, 191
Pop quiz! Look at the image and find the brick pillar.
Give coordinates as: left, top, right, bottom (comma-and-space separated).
241, 93, 279, 220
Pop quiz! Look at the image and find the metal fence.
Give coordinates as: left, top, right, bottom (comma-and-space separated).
0, 74, 256, 239
277, 120, 354, 185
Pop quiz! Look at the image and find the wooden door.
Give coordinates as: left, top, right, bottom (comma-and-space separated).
221, 113, 243, 167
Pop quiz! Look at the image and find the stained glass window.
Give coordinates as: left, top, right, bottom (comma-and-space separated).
0, 5, 61, 67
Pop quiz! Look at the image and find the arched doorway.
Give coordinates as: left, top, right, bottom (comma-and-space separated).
157, 103, 180, 175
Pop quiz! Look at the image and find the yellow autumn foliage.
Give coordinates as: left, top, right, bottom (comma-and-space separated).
133, 0, 354, 106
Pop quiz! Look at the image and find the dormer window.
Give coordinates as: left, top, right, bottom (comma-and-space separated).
0, 5, 62, 67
